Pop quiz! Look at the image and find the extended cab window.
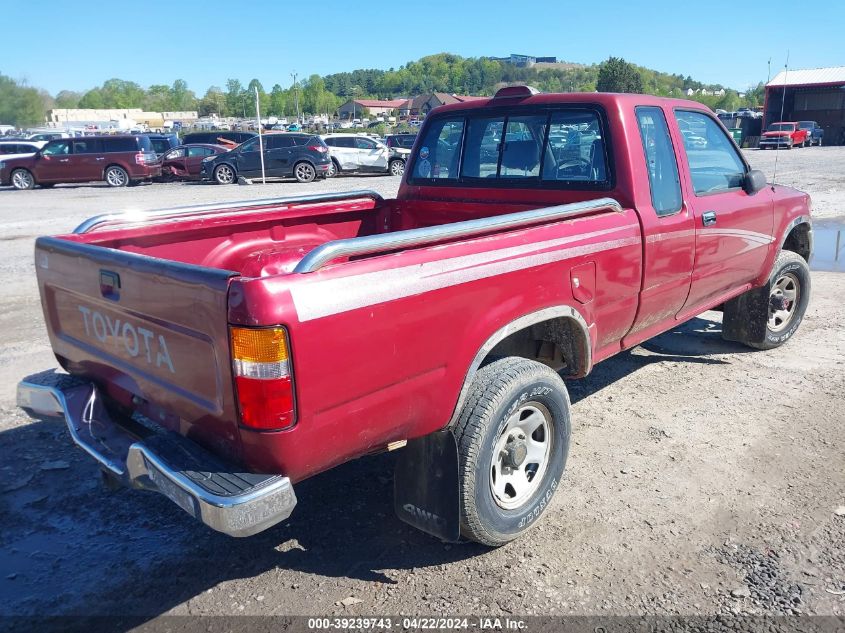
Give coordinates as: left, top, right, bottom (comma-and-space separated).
636, 107, 682, 216
675, 110, 746, 195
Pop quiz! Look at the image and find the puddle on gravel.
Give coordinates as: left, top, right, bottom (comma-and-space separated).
811, 221, 845, 272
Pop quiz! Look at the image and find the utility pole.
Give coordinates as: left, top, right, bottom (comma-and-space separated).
291, 72, 300, 124
255, 86, 266, 185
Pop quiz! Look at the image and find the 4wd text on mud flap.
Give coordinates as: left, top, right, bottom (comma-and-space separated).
402, 503, 446, 530
77, 305, 175, 373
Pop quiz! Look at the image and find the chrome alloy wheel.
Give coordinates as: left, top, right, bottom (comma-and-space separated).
490, 402, 554, 510
105, 167, 127, 186
768, 272, 800, 332
214, 164, 235, 184
11, 170, 34, 189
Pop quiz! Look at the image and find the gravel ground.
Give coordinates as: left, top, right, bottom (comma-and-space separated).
0, 149, 843, 625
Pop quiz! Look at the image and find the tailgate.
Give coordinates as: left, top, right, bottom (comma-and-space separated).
35, 236, 242, 461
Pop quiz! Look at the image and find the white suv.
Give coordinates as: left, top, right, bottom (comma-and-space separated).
321, 134, 407, 177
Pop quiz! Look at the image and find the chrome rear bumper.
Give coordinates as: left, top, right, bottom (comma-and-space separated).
17, 371, 296, 537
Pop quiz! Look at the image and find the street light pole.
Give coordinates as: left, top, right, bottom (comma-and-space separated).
291, 72, 300, 124
255, 86, 266, 185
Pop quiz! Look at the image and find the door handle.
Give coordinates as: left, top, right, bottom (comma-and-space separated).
702, 211, 717, 227
95, 157, 105, 161
59, 158, 69, 163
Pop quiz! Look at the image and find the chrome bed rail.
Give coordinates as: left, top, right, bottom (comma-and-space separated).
293, 197, 624, 273
73, 189, 385, 234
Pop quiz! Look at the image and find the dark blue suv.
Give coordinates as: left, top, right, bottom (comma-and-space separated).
201, 133, 331, 184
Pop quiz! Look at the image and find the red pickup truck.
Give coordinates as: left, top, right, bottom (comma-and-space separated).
18, 88, 813, 546
758, 122, 810, 149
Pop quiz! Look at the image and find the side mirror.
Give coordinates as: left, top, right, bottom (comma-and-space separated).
743, 169, 767, 195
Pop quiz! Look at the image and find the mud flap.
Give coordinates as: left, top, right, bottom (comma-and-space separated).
722, 282, 770, 345
394, 430, 460, 542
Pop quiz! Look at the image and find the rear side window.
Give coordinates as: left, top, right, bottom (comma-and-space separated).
150, 138, 170, 154
73, 139, 102, 154
675, 110, 746, 195
266, 135, 293, 149
187, 146, 214, 157
355, 137, 377, 150
103, 137, 139, 152
636, 106, 683, 217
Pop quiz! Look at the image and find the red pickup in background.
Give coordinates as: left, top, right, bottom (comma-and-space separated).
758, 121, 810, 149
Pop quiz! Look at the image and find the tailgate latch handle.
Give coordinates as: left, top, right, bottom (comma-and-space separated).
99, 270, 121, 301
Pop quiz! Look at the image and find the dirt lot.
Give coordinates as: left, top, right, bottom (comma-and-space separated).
0, 148, 843, 625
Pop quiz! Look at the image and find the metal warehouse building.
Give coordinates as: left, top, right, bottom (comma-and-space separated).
764, 66, 845, 146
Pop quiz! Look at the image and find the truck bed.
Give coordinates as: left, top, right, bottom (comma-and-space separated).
36, 190, 639, 476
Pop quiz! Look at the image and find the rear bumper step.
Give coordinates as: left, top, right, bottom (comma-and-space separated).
17, 370, 296, 537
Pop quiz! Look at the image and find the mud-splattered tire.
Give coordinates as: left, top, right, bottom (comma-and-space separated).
722, 250, 810, 350
454, 357, 570, 546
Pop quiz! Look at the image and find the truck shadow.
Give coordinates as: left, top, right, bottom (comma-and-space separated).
0, 313, 753, 626
568, 315, 745, 404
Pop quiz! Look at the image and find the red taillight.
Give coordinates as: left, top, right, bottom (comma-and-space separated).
234, 375, 294, 430
135, 152, 145, 165
230, 326, 296, 431
308, 145, 328, 153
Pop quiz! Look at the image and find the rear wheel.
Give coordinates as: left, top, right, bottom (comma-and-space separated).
326, 159, 339, 178
104, 165, 129, 187
454, 357, 570, 546
389, 159, 405, 176
11, 169, 35, 190
294, 161, 316, 183
214, 164, 235, 185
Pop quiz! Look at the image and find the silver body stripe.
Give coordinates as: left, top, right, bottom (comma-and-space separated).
291, 227, 639, 322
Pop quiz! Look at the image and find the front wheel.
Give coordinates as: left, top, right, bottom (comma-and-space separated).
294, 161, 316, 183
722, 250, 810, 350
455, 357, 570, 546
11, 169, 35, 190
104, 165, 129, 187
214, 164, 236, 185
325, 160, 338, 178
389, 159, 405, 176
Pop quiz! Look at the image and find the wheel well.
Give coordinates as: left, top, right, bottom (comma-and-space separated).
103, 163, 127, 175
783, 223, 811, 262
483, 315, 590, 378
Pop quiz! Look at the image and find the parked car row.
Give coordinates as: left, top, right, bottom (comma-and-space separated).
0, 131, 418, 190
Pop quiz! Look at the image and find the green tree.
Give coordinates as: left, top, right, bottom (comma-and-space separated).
225, 78, 244, 117
169, 79, 196, 111
198, 86, 225, 116
269, 84, 290, 116
54, 90, 82, 108
596, 57, 644, 93
0, 74, 46, 126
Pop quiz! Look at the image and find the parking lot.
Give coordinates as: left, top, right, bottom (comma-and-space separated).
0, 148, 843, 622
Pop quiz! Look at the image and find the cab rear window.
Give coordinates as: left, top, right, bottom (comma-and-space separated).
409, 108, 610, 189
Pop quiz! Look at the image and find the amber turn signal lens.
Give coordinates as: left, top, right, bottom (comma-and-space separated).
230, 327, 288, 363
